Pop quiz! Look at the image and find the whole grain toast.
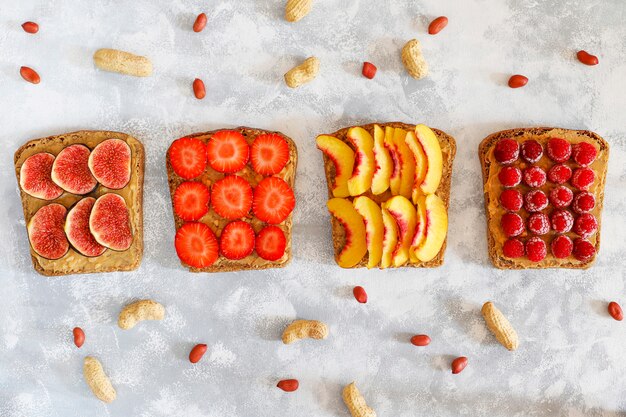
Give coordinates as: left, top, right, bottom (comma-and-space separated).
14, 130, 145, 276
166, 127, 297, 273
319, 122, 456, 268
479, 127, 609, 269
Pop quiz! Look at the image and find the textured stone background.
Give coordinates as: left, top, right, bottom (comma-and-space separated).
1, 1, 625, 416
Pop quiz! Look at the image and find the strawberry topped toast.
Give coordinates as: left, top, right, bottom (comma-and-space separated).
166, 127, 297, 272
479, 127, 609, 269
316, 122, 456, 269
14, 130, 144, 276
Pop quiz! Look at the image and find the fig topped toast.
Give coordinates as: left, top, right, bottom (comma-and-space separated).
479, 127, 609, 269
14, 130, 145, 276
316, 122, 456, 269
166, 127, 297, 273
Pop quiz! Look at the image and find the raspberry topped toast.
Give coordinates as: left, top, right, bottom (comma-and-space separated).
166, 127, 297, 272
14, 131, 144, 276
316, 122, 456, 269
479, 127, 609, 269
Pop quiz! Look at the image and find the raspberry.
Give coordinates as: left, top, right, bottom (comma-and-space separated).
525, 237, 547, 262
498, 166, 522, 187
573, 238, 596, 262
520, 140, 543, 163
522, 166, 547, 188
501, 212, 524, 237
524, 190, 548, 212
572, 142, 597, 167
546, 137, 572, 163
551, 209, 574, 233
571, 168, 595, 190
548, 186, 573, 208
551, 235, 573, 259
499, 189, 523, 211
573, 213, 598, 238
572, 191, 595, 213
527, 212, 550, 235
503, 238, 525, 258
547, 164, 572, 184
494, 138, 520, 164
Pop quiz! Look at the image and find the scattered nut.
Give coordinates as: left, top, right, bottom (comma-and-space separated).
428, 16, 448, 35
93, 48, 153, 77
577, 50, 599, 66
342, 382, 376, 417
281, 319, 328, 344
401, 39, 428, 79
481, 301, 519, 351
193, 13, 208, 33
118, 299, 165, 330
73, 327, 85, 348
608, 301, 623, 321
353, 286, 368, 303
83, 356, 116, 403
451, 356, 468, 374
21, 21, 39, 34
193, 78, 206, 99
20, 66, 40, 84
189, 343, 208, 363
284, 57, 319, 88
277, 379, 299, 392
285, 0, 313, 22
410, 334, 431, 346
508, 74, 528, 88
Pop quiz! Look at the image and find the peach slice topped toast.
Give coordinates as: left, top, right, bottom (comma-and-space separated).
166, 127, 297, 272
479, 127, 609, 269
14, 131, 144, 276
316, 122, 456, 269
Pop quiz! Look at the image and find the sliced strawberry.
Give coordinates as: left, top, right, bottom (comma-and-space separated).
253, 177, 295, 224
175, 222, 218, 268
255, 225, 286, 261
206, 130, 249, 173
250, 133, 290, 176
211, 176, 252, 219
169, 137, 207, 179
219, 221, 255, 260
174, 181, 210, 221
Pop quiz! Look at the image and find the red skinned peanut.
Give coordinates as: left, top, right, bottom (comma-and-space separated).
451, 356, 468, 374
73, 327, 85, 348
189, 344, 208, 363
193, 13, 207, 33
353, 286, 367, 303
577, 50, 599, 66
428, 16, 448, 35
277, 379, 299, 392
608, 302, 623, 321
22, 21, 39, 34
410, 334, 431, 346
508, 75, 528, 88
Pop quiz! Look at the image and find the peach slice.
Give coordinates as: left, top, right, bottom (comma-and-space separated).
346, 127, 375, 196
412, 194, 448, 262
383, 195, 417, 267
327, 198, 367, 268
353, 196, 384, 268
415, 124, 442, 194
409, 195, 427, 263
405, 130, 428, 203
371, 125, 392, 195
383, 126, 401, 195
395, 128, 416, 200
316, 135, 355, 198
380, 207, 399, 269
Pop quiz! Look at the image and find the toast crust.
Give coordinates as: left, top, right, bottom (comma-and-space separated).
14, 130, 145, 276
319, 122, 456, 268
479, 127, 609, 269
166, 127, 297, 273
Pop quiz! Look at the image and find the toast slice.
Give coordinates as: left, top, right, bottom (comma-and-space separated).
166, 127, 297, 272
479, 127, 609, 269
319, 122, 456, 268
14, 130, 145, 276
